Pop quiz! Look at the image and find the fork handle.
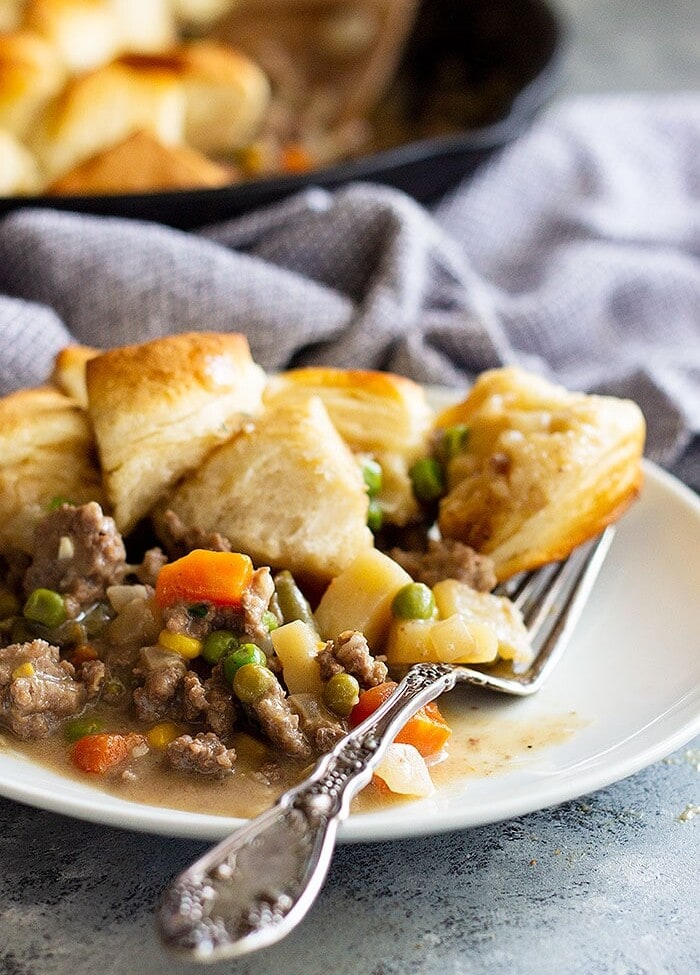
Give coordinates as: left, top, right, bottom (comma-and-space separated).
157, 663, 457, 961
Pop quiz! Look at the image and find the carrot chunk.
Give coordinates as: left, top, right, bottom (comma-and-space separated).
71, 732, 146, 774
155, 549, 254, 608
349, 681, 451, 757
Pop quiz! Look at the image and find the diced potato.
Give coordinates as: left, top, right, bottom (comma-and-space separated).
386, 615, 498, 666
433, 579, 534, 668
373, 743, 435, 797
270, 619, 323, 695
314, 548, 412, 650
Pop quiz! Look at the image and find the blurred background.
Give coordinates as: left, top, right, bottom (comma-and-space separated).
554, 0, 700, 94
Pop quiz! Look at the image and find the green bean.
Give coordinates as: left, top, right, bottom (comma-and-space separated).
64, 715, 104, 743
273, 571, 317, 630
323, 672, 360, 717
391, 582, 436, 620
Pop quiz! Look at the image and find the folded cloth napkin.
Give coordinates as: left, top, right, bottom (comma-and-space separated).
0, 94, 698, 489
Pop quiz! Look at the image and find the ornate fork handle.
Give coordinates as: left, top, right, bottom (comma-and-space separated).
158, 663, 457, 961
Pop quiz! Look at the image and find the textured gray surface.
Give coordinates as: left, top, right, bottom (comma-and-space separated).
2, 3, 699, 974
0, 741, 698, 975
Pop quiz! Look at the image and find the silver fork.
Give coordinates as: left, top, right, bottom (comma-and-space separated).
157, 527, 615, 962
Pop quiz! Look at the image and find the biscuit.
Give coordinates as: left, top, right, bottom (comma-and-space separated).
264, 367, 435, 525
23, 0, 121, 74
0, 30, 65, 139
29, 60, 185, 179
161, 396, 373, 584
51, 344, 101, 406
45, 128, 234, 195
436, 367, 646, 580
0, 386, 105, 554
119, 42, 271, 156
0, 128, 42, 194
85, 332, 266, 534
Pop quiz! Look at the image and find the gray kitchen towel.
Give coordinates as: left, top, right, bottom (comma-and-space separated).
0, 94, 698, 489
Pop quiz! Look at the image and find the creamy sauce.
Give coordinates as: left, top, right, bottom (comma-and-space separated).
11, 689, 586, 819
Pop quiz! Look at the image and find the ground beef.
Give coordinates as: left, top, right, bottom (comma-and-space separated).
252, 680, 311, 760
78, 659, 106, 699
161, 602, 214, 641
181, 669, 238, 740
0, 639, 87, 738
289, 694, 346, 753
388, 538, 497, 592
159, 510, 232, 558
166, 732, 236, 776
317, 630, 388, 688
237, 567, 274, 644
132, 649, 188, 722
135, 548, 168, 588
23, 502, 127, 606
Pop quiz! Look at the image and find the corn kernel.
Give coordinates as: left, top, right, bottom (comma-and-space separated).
158, 629, 202, 659
147, 721, 181, 750
12, 662, 35, 680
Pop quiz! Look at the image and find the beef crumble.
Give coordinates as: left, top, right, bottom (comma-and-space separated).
23, 502, 127, 607
389, 538, 497, 592
0, 639, 87, 738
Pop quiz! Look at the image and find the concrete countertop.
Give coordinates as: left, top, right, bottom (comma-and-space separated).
1, 3, 698, 974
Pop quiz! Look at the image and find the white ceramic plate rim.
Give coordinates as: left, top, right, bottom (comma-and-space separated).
0, 460, 698, 843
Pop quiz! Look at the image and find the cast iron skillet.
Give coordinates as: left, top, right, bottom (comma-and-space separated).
0, 0, 565, 230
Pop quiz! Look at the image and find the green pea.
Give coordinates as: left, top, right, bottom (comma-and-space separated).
409, 457, 445, 503
47, 496, 75, 511
232, 662, 276, 705
441, 424, 470, 461
361, 459, 383, 498
391, 582, 436, 620
23, 588, 67, 629
367, 498, 383, 533
202, 630, 239, 665
64, 715, 104, 743
262, 610, 279, 632
222, 644, 268, 685
323, 672, 360, 717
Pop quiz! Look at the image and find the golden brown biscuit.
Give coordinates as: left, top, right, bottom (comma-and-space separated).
0, 386, 105, 554
161, 396, 373, 584
51, 344, 101, 406
119, 42, 271, 155
28, 60, 185, 179
23, 0, 121, 73
436, 367, 646, 580
264, 366, 434, 525
45, 129, 235, 195
0, 1, 23, 31
0, 30, 65, 139
170, 0, 237, 30
0, 128, 42, 194
108, 0, 176, 54
85, 332, 266, 534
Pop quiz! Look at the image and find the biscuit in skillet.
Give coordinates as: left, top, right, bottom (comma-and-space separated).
51, 344, 100, 407
436, 367, 646, 581
85, 332, 265, 535
0, 30, 65, 140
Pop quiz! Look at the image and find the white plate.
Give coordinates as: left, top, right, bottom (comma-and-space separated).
1, 460, 699, 842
